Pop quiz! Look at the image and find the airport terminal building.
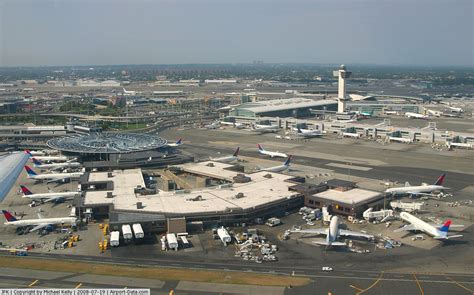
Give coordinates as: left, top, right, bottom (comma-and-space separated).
78, 162, 305, 232
229, 98, 337, 119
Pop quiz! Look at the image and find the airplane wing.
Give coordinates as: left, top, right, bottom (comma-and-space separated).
434, 235, 463, 240
46, 177, 69, 184
339, 229, 374, 239
290, 228, 326, 235
29, 223, 50, 232
312, 239, 346, 246
394, 224, 417, 232
44, 196, 63, 203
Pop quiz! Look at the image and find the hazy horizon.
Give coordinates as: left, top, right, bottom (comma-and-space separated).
1, 0, 472, 67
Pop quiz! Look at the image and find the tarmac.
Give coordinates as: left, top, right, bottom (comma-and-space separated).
0, 123, 473, 294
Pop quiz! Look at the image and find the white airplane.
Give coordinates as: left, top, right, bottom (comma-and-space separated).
290, 216, 374, 247
205, 121, 220, 129
258, 156, 292, 172
2, 210, 76, 233
32, 158, 81, 170
122, 88, 137, 96
20, 185, 80, 203
295, 127, 323, 138
167, 138, 183, 147
389, 137, 412, 144
394, 212, 463, 240
405, 112, 429, 119
426, 109, 442, 117
26, 150, 69, 162
25, 149, 58, 156
257, 144, 288, 158
210, 147, 240, 163
446, 142, 472, 149
24, 166, 84, 183
448, 106, 463, 113
342, 132, 361, 138
220, 121, 245, 129
250, 123, 280, 133
385, 174, 448, 197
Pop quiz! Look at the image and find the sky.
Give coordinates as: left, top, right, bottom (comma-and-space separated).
0, 0, 472, 67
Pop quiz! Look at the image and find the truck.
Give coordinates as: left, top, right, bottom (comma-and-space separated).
167, 233, 178, 251
265, 217, 281, 227
121, 224, 133, 240
132, 223, 144, 239
110, 231, 120, 247
217, 227, 232, 246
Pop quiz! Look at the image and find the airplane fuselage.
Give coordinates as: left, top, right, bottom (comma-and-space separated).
386, 184, 445, 195
23, 191, 80, 200
400, 212, 443, 238
5, 217, 76, 228
31, 156, 69, 162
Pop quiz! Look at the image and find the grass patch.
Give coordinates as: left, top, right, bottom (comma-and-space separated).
0, 256, 309, 287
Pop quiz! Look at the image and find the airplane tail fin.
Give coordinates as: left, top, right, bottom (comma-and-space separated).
257, 144, 264, 151
24, 166, 37, 177
233, 147, 240, 157
32, 157, 42, 166
20, 185, 33, 195
284, 155, 292, 166
434, 174, 446, 186
439, 220, 451, 233
2, 210, 17, 222
176, 138, 182, 145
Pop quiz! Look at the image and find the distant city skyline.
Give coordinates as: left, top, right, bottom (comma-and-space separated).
0, 0, 472, 67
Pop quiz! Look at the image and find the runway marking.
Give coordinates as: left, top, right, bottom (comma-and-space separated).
413, 273, 424, 295
325, 162, 372, 171
28, 280, 39, 287
349, 284, 363, 292
447, 277, 473, 293
356, 271, 384, 294
75, 283, 83, 289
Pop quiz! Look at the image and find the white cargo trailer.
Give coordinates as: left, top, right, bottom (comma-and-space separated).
132, 223, 144, 239
166, 233, 178, 251
122, 224, 133, 240
110, 231, 120, 247
217, 227, 232, 246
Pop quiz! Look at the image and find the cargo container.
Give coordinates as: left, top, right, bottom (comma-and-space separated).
132, 223, 144, 239
122, 224, 133, 240
110, 231, 120, 247
167, 233, 178, 251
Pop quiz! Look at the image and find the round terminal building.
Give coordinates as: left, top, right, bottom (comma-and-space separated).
47, 132, 192, 170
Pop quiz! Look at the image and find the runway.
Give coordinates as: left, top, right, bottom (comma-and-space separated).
1, 253, 473, 294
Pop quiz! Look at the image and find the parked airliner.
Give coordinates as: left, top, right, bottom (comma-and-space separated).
20, 185, 80, 203
210, 147, 240, 163
394, 212, 463, 240
258, 156, 292, 172
25, 166, 84, 183
2, 210, 76, 233
385, 174, 448, 197
257, 144, 287, 158
290, 216, 374, 247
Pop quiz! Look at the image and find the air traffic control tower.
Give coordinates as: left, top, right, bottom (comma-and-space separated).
333, 64, 352, 113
